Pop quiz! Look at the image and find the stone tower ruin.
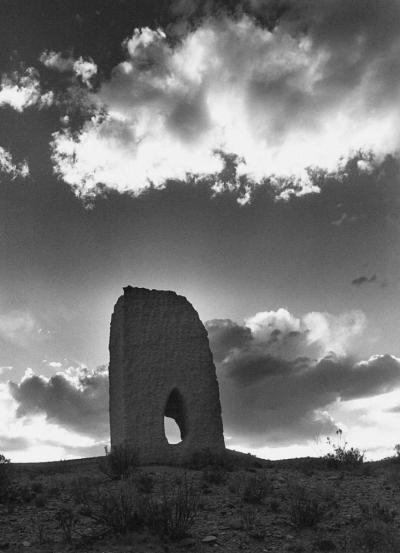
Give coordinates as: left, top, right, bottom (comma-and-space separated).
108, 286, 225, 464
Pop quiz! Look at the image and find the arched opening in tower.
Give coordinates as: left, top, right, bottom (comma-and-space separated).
164, 388, 186, 444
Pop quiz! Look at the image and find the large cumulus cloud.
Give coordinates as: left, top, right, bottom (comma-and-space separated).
206, 309, 400, 447
47, 0, 400, 199
9, 366, 109, 438
7, 308, 400, 451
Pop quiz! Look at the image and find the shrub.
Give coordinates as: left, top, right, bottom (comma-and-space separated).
346, 504, 400, 553
288, 483, 325, 528
238, 505, 265, 540
69, 475, 100, 504
0, 454, 11, 502
240, 505, 257, 530
143, 474, 199, 540
324, 429, 364, 469
85, 478, 143, 535
99, 444, 138, 480
55, 506, 77, 543
242, 473, 272, 504
35, 520, 47, 545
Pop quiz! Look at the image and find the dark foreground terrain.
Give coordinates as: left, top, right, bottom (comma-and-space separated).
1, 450, 400, 553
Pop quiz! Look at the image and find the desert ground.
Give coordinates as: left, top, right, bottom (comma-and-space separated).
1, 449, 400, 553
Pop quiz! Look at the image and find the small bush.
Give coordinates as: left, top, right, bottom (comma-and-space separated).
324, 429, 364, 470
288, 483, 324, 528
55, 506, 77, 543
346, 518, 400, 552
324, 446, 365, 469
35, 520, 48, 545
0, 454, 11, 502
99, 444, 138, 480
69, 475, 100, 504
143, 474, 199, 540
238, 505, 265, 540
86, 478, 143, 534
242, 473, 272, 504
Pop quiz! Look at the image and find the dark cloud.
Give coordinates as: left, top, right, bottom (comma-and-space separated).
0, 435, 30, 452
205, 319, 252, 362
220, 351, 400, 447
386, 405, 400, 414
9, 366, 109, 438
208, 317, 400, 447
352, 274, 377, 286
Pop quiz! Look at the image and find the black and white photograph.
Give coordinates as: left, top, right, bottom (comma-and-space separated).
1, 1, 400, 551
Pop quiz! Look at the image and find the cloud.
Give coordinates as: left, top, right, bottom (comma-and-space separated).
205, 319, 252, 362
47, 361, 63, 368
0, 435, 29, 452
4, 307, 400, 454
0, 367, 12, 383
40, 51, 97, 87
352, 274, 377, 286
386, 404, 400, 414
0, 310, 39, 346
0, 147, 29, 178
49, 1, 400, 199
0, 67, 53, 112
206, 309, 400, 447
9, 366, 109, 438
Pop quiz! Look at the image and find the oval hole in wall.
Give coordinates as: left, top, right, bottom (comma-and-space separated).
164, 388, 186, 444
164, 416, 182, 444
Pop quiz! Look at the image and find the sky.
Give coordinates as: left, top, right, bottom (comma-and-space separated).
1, 0, 400, 462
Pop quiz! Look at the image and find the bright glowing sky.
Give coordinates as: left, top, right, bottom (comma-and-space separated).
1, 0, 400, 462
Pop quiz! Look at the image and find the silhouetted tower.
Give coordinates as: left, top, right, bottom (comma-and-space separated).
108, 286, 225, 464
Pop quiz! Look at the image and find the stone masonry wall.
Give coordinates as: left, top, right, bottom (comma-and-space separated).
109, 286, 225, 465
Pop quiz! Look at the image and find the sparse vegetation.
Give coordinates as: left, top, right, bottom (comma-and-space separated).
99, 444, 138, 480
86, 478, 143, 535
2, 451, 400, 551
55, 506, 78, 543
202, 464, 227, 485
0, 453, 11, 503
142, 473, 199, 540
242, 473, 272, 504
324, 428, 365, 469
187, 447, 233, 471
344, 501, 400, 552
287, 482, 325, 528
